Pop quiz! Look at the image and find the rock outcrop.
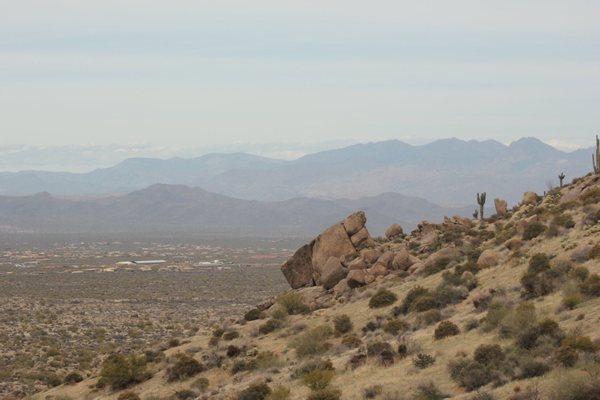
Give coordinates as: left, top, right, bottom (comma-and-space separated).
494, 198, 508, 217
385, 223, 404, 239
280, 211, 373, 289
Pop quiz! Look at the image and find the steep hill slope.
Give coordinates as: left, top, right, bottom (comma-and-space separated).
38, 172, 600, 400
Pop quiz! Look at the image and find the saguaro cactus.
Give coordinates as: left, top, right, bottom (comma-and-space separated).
594, 135, 600, 174
558, 172, 565, 187
477, 192, 486, 220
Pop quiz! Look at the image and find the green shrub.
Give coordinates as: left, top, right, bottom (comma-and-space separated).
417, 309, 443, 326
581, 187, 600, 205
555, 346, 578, 367
561, 335, 597, 352
399, 286, 431, 314
590, 244, 600, 259
547, 370, 600, 400
226, 345, 241, 358
383, 318, 409, 335
255, 351, 282, 369
267, 385, 291, 400
238, 382, 271, 400
367, 341, 393, 357
291, 359, 334, 380
174, 390, 197, 400
223, 330, 240, 341
471, 392, 496, 400
192, 377, 209, 392
413, 353, 435, 369
482, 300, 510, 332
447, 358, 493, 391
278, 292, 309, 315
562, 283, 583, 309
553, 214, 575, 229
63, 372, 83, 384
291, 325, 332, 358
98, 354, 150, 390
434, 320, 460, 340
581, 274, 600, 297
166, 354, 204, 382
333, 314, 353, 335
473, 344, 505, 367
522, 222, 546, 240
412, 381, 448, 400
518, 360, 551, 379
244, 308, 264, 321
212, 327, 225, 338
341, 334, 362, 348
302, 369, 334, 390
306, 388, 342, 400
369, 289, 398, 308
259, 319, 282, 335
117, 392, 141, 400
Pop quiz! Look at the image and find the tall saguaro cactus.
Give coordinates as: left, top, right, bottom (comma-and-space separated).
477, 192, 486, 220
558, 172, 565, 187
594, 135, 600, 175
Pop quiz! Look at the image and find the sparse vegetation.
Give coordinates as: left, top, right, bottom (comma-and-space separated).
369, 288, 398, 308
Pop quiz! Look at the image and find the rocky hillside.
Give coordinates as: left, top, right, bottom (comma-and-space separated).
37, 172, 600, 400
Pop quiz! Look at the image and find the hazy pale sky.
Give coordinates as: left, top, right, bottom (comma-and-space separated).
1, 1, 599, 149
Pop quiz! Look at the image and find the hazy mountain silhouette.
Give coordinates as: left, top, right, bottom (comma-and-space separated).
0, 184, 471, 236
0, 138, 592, 206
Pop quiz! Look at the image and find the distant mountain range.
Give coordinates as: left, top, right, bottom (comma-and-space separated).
0, 184, 471, 237
0, 137, 594, 207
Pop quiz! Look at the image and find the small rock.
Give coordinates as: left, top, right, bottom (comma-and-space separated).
343, 211, 367, 236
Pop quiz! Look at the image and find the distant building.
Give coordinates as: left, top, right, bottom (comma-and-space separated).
116, 260, 166, 266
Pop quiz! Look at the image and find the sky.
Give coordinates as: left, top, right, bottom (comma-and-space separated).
1, 1, 599, 150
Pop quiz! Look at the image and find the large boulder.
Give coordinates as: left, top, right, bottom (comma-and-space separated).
281, 242, 315, 289
318, 257, 348, 290
343, 211, 367, 236
385, 223, 404, 239
347, 269, 367, 287
347, 257, 368, 270
392, 248, 414, 271
360, 248, 382, 264
350, 227, 372, 248
494, 198, 508, 217
522, 191, 538, 206
312, 223, 357, 277
423, 247, 461, 270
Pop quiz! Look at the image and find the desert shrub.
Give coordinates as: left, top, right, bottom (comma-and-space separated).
561, 335, 597, 352
166, 354, 204, 382
226, 345, 241, 358
521, 253, 557, 298
63, 372, 83, 384
413, 353, 435, 369
363, 385, 383, 399
223, 330, 240, 341
144, 349, 165, 363
367, 341, 393, 357
448, 358, 493, 391
562, 282, 583, 309
474, 344, 505, 367
174, 390, 197, 400
267, 385, 291, 400
399, 286, 431, 314
212, 327, 225, 338
192, 377, 209, 392
410, 295, 438, 312
117, 392, 140, 400
271, 306, 288, 320
499, 302, 537, 338
518, 360, 550, 379
554, 346, 578, 367
581, 187, 600, 205
553, 213, 575, 229
591, 244, 600, 259
581, 274, 600, 297
231, 359, 257, 374
383, 318, 409, 335
571, 266, 590, 281
238, 382, 271, 400
291, 359, 334, 379
417, 309, 443, 326
306, 388, 342, 400
208, 336, 220, 347
548, 370, 600, 400
482, 300, 510, 332
412, 381, 448, 400
514, 318, 563, 350
522, 222, 546, 240
255, 351, 282, 369
259, 319, 282, 335
302, 369, 335, 390
433, 283, 469, 307
278, 292, 309, 315
369, 289, 398, 308
292, 325, 333, 358
244, 308, 264, 321
98, 354, 150, 390
341, 334, 362, 348
348, 353, 367, 370
434, 320, 460, 340
423, 256, 452, 276
333, 314, 353, 335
